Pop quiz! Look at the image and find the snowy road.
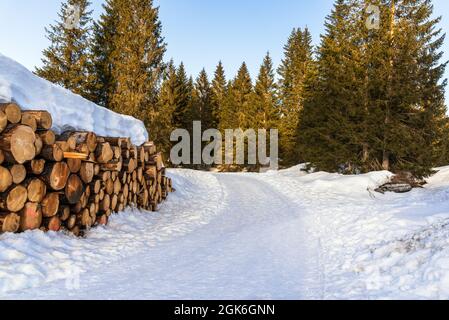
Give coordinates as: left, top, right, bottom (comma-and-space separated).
2, 172, 321, 300
5, 167, 449, 299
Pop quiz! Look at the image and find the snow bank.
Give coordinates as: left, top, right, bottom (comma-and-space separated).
0, 169, 223, 296
0, 53, 148, 145
257, 165, 449, 299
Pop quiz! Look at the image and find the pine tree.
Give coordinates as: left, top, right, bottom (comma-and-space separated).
150, 61, 177, 157
253, 52, 279, 130
278, 27, 314, 166
173, 63, 193, 130
90, 0, 120, 107
218, 63, 254, 169
222, 62, 254, 130
108, 0, 166, 121
211, 61, 227, 129
298, 0, 447, 177
194, 69, 214, 131
298, 0, 368, 173
36, 0, 94, 100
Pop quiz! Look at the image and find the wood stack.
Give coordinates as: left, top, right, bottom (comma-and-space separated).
0, 103, 173, 236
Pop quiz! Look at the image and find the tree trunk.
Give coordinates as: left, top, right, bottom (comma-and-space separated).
19, 202, 42, 231
23, 178, 47, 203
65, 174, 84, 205
0, 165, 13, 192
9, 164, 27, 184
41, 192, 60, 218
42, 162, 70, 191
0, 212, 20, 233
0, 185, 28, 212
0, 103, 22, 124
21, 110, 52, 130
0, 125, 36, 164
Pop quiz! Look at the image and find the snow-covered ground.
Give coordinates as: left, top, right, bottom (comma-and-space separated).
3, 166, 449, 300
0, 53, 148, 145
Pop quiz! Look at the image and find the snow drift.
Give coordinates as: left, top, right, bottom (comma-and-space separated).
0, 53, 148, 145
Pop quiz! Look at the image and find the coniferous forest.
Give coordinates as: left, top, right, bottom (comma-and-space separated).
36, 0, 447, 177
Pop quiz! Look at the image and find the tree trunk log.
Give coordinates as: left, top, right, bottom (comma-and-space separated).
95, 142, 113, 163
41, 192, 60, 218
0, 165, 13, 192
21, 110, 52, 130
19, 202, 42, 231
0, 103, 22, 124
65, 174, 84, 205
23, 178, 47, 203
9, 164, 27, 184
26, 159, 46, 175
0, 212, 20, 233
0, 185, 28, 212
0, 125, 36, 164
79, 162, 94, 184
42, 162, 70, 191
41, 144, 64, 162
0, 111, 7, 133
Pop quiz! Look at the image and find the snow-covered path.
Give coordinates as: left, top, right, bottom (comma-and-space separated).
4, 167, 449, 300
2, 172, 320, 300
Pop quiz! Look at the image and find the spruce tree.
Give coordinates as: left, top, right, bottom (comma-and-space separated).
253, 52, 279, 130
211, 61, 227, 129
195, 69, 214, 131
36, 0, 94, 100
173, 63, 193, 130
223, 62, 254, 130
90, 0, 120, 107
150, 61, 177, 157
298, 0, 367, 172
109, 0, 166, 121
298, 0, 447, 177
277, 27, 314, 166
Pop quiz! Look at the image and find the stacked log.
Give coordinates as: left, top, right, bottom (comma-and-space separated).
0, 103, 173, 236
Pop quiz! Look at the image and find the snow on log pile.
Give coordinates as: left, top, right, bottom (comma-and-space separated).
0, 102, 173, 236
0, 53, 148, 145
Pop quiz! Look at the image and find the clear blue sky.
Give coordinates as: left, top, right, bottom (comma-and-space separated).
0, 0, 448, 99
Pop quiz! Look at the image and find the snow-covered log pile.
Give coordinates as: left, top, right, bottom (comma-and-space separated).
0, 102, 173, 236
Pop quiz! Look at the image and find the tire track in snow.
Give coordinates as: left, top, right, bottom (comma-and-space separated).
3, 171, 320, 299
